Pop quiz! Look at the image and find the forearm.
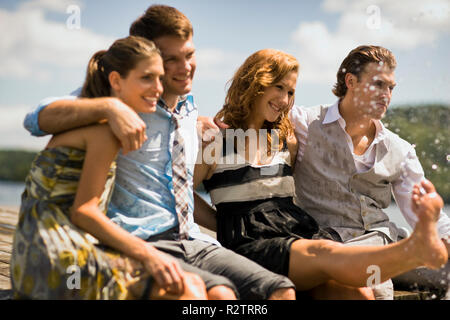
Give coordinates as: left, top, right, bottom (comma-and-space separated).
39, 98, 112, 134
194, 192, 217, 232
72, 203, 150, 262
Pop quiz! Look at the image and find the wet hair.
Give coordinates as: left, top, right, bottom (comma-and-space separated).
80, 36, 161, 98
129, 5, 193, 40
333, 45, 396, 98
216, 49, 299, 149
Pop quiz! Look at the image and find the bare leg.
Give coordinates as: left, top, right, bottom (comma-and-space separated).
308, 280, 375, 300
288, 182, 448, 291
128, 272, 208, 300
207, 285, 237, 300
268, 287, 296, 300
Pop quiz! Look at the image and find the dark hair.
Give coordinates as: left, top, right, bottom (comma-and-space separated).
81, 36, 160, 98
333, 45, 396, 98
129, 5, 193, 40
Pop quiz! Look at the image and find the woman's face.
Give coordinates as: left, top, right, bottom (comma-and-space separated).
253, 70, 297, 123
113, 55, 164, 113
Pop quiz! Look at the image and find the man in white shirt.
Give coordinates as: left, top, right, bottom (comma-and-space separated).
289, 45, 450, 299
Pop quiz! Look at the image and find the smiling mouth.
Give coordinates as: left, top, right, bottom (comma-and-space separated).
269, 102, 282, 113
143, 96, 158, 107
174, 74, 191, 82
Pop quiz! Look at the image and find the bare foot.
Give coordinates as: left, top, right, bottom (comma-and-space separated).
409, 180, 448, 269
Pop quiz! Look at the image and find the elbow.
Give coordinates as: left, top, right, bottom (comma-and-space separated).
69, 205, 93, 229
69, 207, 83, 226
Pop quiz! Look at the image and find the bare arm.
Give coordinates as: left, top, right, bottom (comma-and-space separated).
193, 161, 217, 232
412, 180, 450, 257
286, 133, 299, 171
69, 125, 186, 293
40, 97, 147, 154
197, 115, 228, 148
194, 192, 217, 232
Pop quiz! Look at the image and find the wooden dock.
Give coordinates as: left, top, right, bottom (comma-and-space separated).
0, 206, 443, 300
0, 207, 16, 300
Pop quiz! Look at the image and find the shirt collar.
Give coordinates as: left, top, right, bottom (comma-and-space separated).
323, 100, 387, 143
322, 100, 342, 125
158, 95, 189, 115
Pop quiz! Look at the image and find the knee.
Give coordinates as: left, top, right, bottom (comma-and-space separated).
358, 287, 376, 300
268, 287, 296, 300
207, 285, 237, 300
308, 239, 343, 255
183, 273, 208, 300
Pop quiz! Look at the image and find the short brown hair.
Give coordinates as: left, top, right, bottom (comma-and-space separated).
333, 45, 396, 98
129, 5, 193, 40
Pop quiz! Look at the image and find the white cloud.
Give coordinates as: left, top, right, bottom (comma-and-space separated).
0, 104, 50, 150
195, 48, 244, 82
0, 0, 115, 80
290, 0, 450, 85
18, 0, 82, 13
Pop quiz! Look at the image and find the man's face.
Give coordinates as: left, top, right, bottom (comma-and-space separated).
351, 62, 396, 120
153, 35, 196, 99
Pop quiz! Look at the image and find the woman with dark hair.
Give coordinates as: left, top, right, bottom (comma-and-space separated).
194, 48, 448, 299
11, 36, 206, 300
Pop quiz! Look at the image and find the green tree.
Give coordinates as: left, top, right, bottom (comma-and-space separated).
0, 150, 37, 182
383, 104, 449, 203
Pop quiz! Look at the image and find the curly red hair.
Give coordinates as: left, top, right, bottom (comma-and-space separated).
216, 49, 299, 151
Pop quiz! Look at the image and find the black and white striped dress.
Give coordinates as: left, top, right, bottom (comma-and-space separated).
203, 139, 320, 276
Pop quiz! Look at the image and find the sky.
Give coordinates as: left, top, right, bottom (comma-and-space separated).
0, 0, 449, 151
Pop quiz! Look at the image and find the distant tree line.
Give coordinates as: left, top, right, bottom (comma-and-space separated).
0, 150, 37, 182
383, 104, 449, 203
0, 104, 448, 202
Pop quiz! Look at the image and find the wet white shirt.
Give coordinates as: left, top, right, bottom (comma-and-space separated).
290, 101, 450, 239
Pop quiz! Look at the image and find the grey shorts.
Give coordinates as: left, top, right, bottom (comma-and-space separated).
147, 234, 295, 299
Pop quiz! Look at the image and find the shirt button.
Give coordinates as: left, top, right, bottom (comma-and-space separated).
362, 211, 367, 217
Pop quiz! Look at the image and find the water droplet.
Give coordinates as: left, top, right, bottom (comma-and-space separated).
412, 144, 416, 148
446, 155, 450, 162
435, 139, 440, 144
369, 85, 375, 91
341, 68, 346, 73
432, 164, 438, 170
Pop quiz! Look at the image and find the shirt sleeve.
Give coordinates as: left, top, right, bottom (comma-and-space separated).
23, 88, 82, 136
392, 148, 450, 239
288, 105, 309, 163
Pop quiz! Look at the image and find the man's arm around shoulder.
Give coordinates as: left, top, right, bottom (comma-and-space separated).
24, 93, 147, 154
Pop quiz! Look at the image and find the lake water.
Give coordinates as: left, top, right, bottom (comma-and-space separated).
0, 180, 448, 232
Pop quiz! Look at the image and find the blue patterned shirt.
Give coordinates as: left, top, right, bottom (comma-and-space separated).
23, 90, 219, 245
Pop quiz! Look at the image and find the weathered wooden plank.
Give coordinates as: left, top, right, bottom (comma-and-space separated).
0, 274, 11, 291
0, 251, 11, 264
0, 261, 10, 278
0, 232, 13, 244
0, 241, 12, 254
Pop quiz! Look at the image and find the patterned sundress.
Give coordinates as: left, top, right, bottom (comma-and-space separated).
10, 147, 149, 299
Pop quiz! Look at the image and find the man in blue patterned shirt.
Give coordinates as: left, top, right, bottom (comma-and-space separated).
23, 5, 295, 300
